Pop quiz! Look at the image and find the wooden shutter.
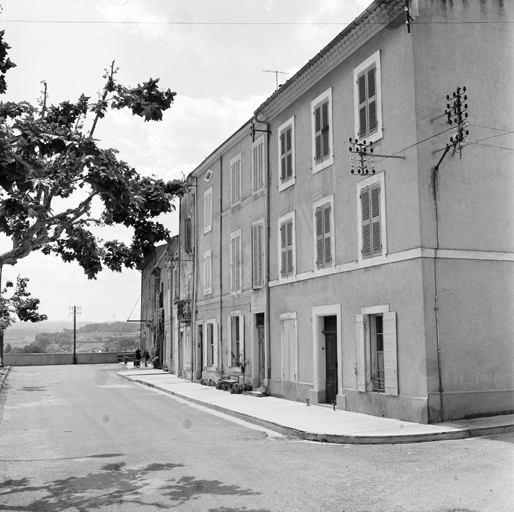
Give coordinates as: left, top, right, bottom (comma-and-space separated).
286, 126, 293, 179
361, 187, 371, 257
324, 204, 331, 264
252, 144, 258, 191
230, 162, 235, 205
286, 220, 294, 275
371, 184, 381, 256
314, 105, 322, 162
355, 315, 366, 391
235, 234, 241, 292
282, 319, 296, 382
230, 236, 236, 292
358, 73, 367, 137
280, 132, 286, 181
213, 321, 218, 368
252, 224, 263, 289
316, 207, 323, 266
367, 66, 377, 133
280, 223, 287, 275
204, 191, 211, 231
383, 312, 398, 396
235, 159, 241, 203
321, 100, 329, 158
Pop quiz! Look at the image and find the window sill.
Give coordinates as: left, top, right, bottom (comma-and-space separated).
313, 156, 333, 174
279, 177, 295, 192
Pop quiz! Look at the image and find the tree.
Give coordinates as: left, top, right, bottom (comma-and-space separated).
0, 30, 184, 364
0, 276, 48, 351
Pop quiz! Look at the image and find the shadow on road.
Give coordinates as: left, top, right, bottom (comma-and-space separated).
0, 461, 268, 510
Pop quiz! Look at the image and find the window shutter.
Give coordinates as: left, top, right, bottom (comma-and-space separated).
371, 184, 381, 256
361, 188, 371, 257
252, 224, 263, 289
355, 315, 366, 392
252, 145, 258, 191
236, 160, 241, 203
286, 127, 293, 179
213, 321, 219, 368
358, 73, 367, 137
383, 312, 398, 396
314, 106, 322, 162
324, 205, 332, 264
280, 223, 287, 275
280, 132, 286, 181
258, 142, 264, 189
321, 100, 329, 158
227, 315, 232, 366
239, 314, 244, 358
367, 66, 377, 133
316, 207, 323, 266
286, 220, 294, 275
236, 234, 241, 292
230, 237, 236, 292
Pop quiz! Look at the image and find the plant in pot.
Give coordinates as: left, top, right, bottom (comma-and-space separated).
231, 352, 249, 388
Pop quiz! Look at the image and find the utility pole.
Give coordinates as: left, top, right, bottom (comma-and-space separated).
69, 306, 81, 364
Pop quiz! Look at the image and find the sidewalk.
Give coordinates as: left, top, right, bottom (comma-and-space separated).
117, 365, 514, 445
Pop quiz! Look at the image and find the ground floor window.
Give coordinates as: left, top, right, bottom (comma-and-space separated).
355, 307, 397, 395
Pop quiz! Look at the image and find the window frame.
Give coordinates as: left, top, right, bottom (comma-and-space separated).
203, 249, 212, 296
311, 88, 334, 174
230, 153, 242, 206
357, 172, 386, 262
204, 319, 218, 368
278, 116, 296, 192
252, 136, 265, 193
280, 312, 298, 383
312, 195, 335, 270
353, 50, 383, 143
278, 211, 296, 279
203, 187, 212, 234
229, 229, 242, 294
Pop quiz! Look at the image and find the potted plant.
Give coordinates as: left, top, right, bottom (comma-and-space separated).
231, 352, 249, 385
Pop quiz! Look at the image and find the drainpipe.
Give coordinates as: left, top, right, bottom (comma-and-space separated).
219, 154, 224, 374
254, 113, 271, 389
432, 160, 445, 422
191, 177, 197, 381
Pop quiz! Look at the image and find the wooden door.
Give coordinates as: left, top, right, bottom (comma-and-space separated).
323, 316, 338, 404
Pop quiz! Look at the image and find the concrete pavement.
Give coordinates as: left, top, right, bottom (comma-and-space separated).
117, 365, 514, 445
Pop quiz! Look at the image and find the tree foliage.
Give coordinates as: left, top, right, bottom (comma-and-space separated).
0, 276, 47, 336
0, 32, 183, 279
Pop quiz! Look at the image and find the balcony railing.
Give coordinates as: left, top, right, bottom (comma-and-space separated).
176, 299, 192, 323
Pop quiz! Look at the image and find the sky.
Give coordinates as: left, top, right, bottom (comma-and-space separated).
0, 0, 372, 324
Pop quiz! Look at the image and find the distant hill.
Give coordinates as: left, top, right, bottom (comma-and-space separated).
5, 320, 89, 337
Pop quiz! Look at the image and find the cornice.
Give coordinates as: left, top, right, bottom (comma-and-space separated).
254, 0, 404, 121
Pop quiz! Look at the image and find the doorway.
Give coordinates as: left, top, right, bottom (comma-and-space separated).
322, 316, 338, 404
255, 313, 265, 384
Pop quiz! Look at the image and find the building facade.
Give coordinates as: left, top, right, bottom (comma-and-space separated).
146, 0, 513, 424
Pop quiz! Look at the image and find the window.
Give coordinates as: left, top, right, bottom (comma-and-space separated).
230, 230, 242, 293
184, 217, 192, 253
251, 222, 264, 289
357, 173, 385, 261
203, 250, 212, 295
278, 117, 295, 191
228, 313, 244, 365
361, 183, 381, 258
203, 188, 212, 234
230, 154, 242, 205
313, 198, 333, 269
252, 137, 265, 192
205, 320, 217, 367
355, 307, 397, 395
278, 213, 295, 278
281, 313, 297, 383
311, 88, 333, 173
354, 51, 383, 142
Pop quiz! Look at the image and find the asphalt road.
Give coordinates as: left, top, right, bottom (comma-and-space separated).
0, 364, 512, 512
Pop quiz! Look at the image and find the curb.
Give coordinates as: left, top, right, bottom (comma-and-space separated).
0, 366, 11, 392
118, 373, 514, 445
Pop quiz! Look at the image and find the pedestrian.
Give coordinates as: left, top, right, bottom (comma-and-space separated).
143, 349, 150, 367
134, 348, 141, 368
